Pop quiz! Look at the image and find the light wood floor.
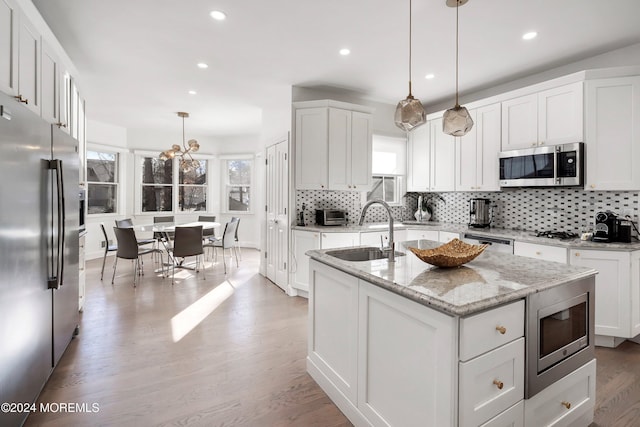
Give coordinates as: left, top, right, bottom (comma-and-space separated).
24, 249, 640, 427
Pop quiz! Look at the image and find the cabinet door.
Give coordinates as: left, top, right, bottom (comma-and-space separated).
349, 111, 372, 190
0, 0, 18, 95
308, 260, 359, 404
430, 118, 455, 191
360, 230, 390, 247
476, 103, 501, 191
538, 82, 583, 146
406, 229, 439, 242
585, 77, 640, 191
320, 232, 358, 249
570, 249, 631, 337
514, 241, 567, 264
41, 41, 59, 125
327, 108, 351, 191
632, 251, 640, 338
501, 94, 537, 150
456, 109, 478, 192
291, 230, 320, 291
57, 70, 71, 133
407, 124, 430, 191
358, 281, 456, 427
439, 231, 459, 243
17, 13, 40, 115
295, 107, 328, 189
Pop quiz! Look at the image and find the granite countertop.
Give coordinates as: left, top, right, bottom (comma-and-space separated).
307, 240, 597, 317
293, 221, 640, 251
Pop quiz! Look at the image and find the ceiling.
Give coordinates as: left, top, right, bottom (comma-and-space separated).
33, 0, 640, 138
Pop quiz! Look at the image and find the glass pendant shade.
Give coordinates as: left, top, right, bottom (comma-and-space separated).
159, 112, 201, 166
443, 104, 473, 136
395, 94, 426, 131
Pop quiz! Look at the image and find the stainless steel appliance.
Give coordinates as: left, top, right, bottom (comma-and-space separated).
316, 209, 348, 226
469, 198, 492, 228
525, 276, 595, 398
499, 142, 583, 187
0, 91, 79, 426
79, 187, 86, 232
462, 233, 514, 254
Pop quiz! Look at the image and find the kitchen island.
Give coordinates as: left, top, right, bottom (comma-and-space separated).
306, 239, 598, 427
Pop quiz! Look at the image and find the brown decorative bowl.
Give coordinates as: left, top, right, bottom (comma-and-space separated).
408, 238, 489, 268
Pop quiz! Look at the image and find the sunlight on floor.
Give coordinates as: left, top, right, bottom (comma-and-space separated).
171, 279, 236, 342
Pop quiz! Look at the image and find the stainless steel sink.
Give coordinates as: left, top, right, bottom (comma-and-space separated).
326, 247, 405, 262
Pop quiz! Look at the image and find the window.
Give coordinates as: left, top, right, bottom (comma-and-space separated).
179, 160, 207, 212
141, 157, 173, 212
225, 159, 252, 212
366, 135, 406, 205
139, 156, 209, 213
86, 150, 118, 214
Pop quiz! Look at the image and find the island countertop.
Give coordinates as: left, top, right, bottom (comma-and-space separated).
306, 240, 597, 316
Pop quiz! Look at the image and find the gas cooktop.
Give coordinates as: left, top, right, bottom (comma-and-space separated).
535, 230, 579, 240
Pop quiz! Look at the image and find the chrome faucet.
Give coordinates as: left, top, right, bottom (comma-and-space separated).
359, 199, 395, 262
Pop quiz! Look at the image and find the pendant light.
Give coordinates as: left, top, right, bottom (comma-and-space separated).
443, 0, 474, 136
394, 0, 426, 132
159, 112, 201, 172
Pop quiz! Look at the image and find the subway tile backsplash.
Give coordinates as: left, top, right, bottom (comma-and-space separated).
296, 189, 639, 233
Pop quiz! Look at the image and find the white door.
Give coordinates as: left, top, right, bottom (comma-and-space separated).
265, 138, 289, 292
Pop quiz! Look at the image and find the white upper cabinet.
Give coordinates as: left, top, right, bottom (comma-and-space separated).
17, 11, 40, 115
40, 40, 59, 125
296, 107, 329, 190
295, 101, 373, 191
584, 77, 640, 191
406, 118, 455, 192
407, 123, 430, 192
0, 0, 18, 96
501, 82, 583, 150
456, 103, 501, 192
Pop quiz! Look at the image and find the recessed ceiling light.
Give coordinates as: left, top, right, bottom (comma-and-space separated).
188, 90, 197, 95
339, 48, 350, 56
197, 63, 208, 69
210, 10, 226, 21
425, 74, 435, 80
522, 31, 538, 40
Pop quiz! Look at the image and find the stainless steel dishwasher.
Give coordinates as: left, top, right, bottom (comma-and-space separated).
462, 233, 514, 254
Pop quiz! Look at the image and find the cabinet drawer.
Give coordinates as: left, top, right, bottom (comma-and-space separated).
460, 300, 524, 361
514, 241, 567, 264
524, 359, 596, 427
479, 401, 524, 427
459, 338, 525, 427
439, 231, 460, 243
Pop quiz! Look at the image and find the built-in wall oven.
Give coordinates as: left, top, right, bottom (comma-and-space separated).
525, 276, 595, 398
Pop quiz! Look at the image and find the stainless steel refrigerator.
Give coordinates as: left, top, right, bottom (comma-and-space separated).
0, 91, 79, 426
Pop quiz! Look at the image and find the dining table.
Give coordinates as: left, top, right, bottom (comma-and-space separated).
134, 221, 221, 270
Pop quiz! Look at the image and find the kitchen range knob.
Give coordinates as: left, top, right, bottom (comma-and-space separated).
495, 326, 507, 334
492, 379, 504, 390
561, 401, 571, 410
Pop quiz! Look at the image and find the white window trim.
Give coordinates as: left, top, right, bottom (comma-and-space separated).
221, 155, 255, 215
86, 144, 123, 217
362, 174, 406, 207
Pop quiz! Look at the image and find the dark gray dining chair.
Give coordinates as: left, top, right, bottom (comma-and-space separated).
99, 223, 118, 280
112, 227, 166, 287
115, 218, 155, 246
204, 218, 239, 274
230, 216, 241, 260
198, 215, 217, 239
169, 225, 205, 284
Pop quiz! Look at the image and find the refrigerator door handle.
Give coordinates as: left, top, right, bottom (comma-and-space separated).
48, 159, 66, 289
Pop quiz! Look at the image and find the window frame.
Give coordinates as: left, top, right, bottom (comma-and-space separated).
221, 155, 254, 215
86, 144, 124, 217
365, 174, 405, 206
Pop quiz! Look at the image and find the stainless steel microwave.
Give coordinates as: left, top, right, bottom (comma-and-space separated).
499, 142, 584, 187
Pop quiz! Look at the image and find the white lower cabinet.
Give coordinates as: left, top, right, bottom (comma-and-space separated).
524, 359, 596, 427
440, 231, 460, 243
320, 231, 359, 249
291, 230, 320, 291
405, 228, 439, 242
514, 241, 568, 264
358, 282, 456, 427
480, 401, 524, 427
360, 229, 407, 247
459, 338, 525, 427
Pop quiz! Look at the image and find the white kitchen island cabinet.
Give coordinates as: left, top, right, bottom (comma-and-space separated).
307, 241, 597, 427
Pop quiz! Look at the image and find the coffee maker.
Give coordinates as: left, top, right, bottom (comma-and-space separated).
593, 210, 632, 242
469, 198, 492, 228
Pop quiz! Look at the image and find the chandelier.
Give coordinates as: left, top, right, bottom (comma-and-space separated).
159, 112, 201, 171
